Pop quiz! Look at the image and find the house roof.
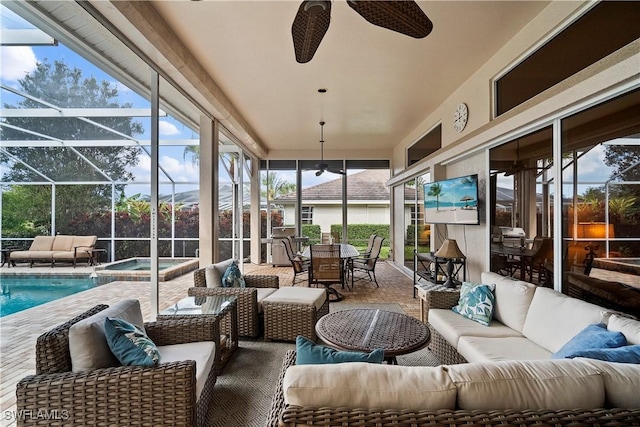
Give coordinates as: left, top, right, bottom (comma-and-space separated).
275, 169, 391, 202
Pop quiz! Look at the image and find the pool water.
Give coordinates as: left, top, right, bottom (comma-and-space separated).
0, 276, 96, 317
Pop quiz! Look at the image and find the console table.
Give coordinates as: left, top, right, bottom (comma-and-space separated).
413, 251, 466, 297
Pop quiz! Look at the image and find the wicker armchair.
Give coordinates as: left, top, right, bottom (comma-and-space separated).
189, 267, 280, 337
16, 304, 220, 427
266, 350, 640, 427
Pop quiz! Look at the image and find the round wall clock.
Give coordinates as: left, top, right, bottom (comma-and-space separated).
453, 103, 468, 133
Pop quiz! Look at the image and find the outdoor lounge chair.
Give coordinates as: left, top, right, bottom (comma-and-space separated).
15, 300, 219, 427
190, 259, 280, 337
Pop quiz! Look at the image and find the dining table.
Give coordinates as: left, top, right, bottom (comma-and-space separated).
490, 243, 537, 281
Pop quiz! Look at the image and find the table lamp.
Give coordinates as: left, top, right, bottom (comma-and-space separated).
434, 238, 466, 288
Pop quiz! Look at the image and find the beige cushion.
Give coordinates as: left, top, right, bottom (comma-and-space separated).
256, 288, 278, 313
457, 336, 552, 362
52, 235, 74, 251
73, 235, 97, 248
29, 236, 55, 251
446, 359, 604, 410
263, 287, 327, 311
429, 309, 522, 348
284, 363, 456, 411
607, 314, 640, 345
204, 259, 235, 288
69, 300, 145, 372
481, 272, 536, 332
522, 287, 608, 352
157, 341, 216, 401
581, 359, 640, 408
9, 251, 38, 260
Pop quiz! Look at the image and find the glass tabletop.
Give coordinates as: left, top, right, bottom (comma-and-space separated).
160, 295, 236, 316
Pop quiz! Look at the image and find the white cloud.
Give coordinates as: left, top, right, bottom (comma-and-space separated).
129, 155, 198, 184
159, 121, 180, 136
1, 46, 37, 81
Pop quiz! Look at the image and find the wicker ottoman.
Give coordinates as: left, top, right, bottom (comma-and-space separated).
263, 287, 329, 342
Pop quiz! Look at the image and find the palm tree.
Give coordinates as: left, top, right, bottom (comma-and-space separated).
262, 173, 296, 201
427, 182, 444, 211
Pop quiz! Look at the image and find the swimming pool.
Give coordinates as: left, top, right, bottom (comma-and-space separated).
0, 275, 96, 317
94, 257, 199, 282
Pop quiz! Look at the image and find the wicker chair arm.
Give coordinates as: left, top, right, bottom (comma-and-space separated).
145, 317, 220, 346
244, 274, 279, 288
265, 350, 297, 427
16, 361, 197, 426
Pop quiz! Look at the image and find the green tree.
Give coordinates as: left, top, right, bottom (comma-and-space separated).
262, 172, 296, 201
0, 59, 143, 236
427, 182, 444, 211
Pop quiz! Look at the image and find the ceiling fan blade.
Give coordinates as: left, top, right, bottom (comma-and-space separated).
315, 169, 324, 176
346, 0, 433, 39
327, 168, 346, 175
292, 0, 332, 63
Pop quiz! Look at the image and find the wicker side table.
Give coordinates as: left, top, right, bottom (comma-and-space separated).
414, 282, 461, 323
159, 295, 238, 372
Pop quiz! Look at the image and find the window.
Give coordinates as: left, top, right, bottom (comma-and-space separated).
407, 125, 441, 166
301, 206, 314, 224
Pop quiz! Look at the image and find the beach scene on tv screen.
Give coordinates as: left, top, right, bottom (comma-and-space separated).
424, 175, 478, 224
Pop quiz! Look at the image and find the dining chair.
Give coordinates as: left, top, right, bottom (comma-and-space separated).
349, 235, 384, 287
360, 233, 377, 258
309, 244, 344, 302
282, 236, 310, 286
527, 236, 554, 283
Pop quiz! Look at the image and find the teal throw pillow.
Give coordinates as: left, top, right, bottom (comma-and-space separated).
568, 345, 640, 364
451, 282, 496, 326
104, 317, 160, 367
222, 261, 246, 288
551, 323, 627, 359
295, 335, 384, 365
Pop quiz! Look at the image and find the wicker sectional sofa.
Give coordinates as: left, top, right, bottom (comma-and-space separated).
10, 235, 97, 267
266, 271, 640, 426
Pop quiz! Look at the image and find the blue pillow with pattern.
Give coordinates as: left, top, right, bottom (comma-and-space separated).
104, 317, 160, 366
222, 261, 246, 288
569, 345, 640, 363
451, 282, 496, 326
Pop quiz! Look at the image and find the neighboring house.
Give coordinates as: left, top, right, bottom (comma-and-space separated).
273, 169, 391, 232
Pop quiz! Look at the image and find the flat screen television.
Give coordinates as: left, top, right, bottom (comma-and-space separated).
424, 174, 480, 225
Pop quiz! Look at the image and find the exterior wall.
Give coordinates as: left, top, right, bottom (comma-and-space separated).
283, 204, 390, 233
388, 0, 640, 280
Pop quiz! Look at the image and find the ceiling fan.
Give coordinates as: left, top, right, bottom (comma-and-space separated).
292, 0, 433, 63
313, 121, 345, 176
493, 141, 553, 177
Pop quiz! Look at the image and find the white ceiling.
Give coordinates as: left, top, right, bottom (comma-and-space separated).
147, 1, 549, 158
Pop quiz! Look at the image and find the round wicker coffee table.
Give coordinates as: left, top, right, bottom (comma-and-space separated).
315, 309, 430, 364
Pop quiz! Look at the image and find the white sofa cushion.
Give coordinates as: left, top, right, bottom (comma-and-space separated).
263, 287, 327, 311
457, 336, 552, 363
581, 359, 640, 408
429, 309, 522, 348
446, 359, 604, 410
522, 287, 608, 352
283, 363, 456, 411
69, 300, 145, 372
481, 272, 536, 332
205, 259, 235, 288
607, 314, 640, 345
257, 288, 278, 313
157, 341, 216, 401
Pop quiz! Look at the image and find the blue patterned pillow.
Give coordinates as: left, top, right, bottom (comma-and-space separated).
222, 261, 246, 288
104, 317, 160, 366
551, 323, 627, 359
295, 336, 384, 365
452, 282, 496, 326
